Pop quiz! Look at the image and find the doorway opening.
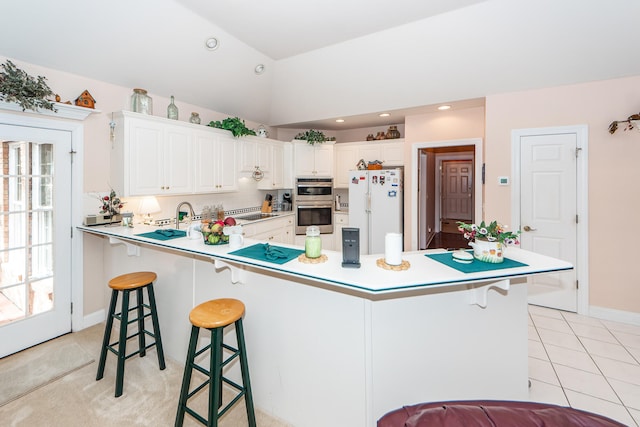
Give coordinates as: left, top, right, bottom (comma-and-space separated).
411, 138, 483, 251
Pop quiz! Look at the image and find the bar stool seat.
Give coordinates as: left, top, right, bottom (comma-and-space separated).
176, 298, 256, 427
96, 271, 166, 397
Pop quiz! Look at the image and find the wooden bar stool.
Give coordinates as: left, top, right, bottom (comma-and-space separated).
175, 298, 256, 427
96, 271, 166, 397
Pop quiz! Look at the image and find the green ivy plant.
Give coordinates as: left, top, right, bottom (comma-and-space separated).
0, 60, 56, 112
207, 117, 256, 138
294, 129, 332, 145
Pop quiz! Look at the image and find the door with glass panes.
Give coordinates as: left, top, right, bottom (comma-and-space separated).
0, 123, 72, 357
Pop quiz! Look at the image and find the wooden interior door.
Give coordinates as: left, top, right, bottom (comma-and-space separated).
441, 160, 473, 232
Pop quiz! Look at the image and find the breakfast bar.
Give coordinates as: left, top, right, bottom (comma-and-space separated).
79, 224, 572, 427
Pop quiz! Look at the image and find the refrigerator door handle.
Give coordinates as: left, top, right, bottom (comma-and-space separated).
366, 192, 371, 213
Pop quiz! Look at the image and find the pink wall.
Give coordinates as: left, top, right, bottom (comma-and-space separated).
485, 76, 640, 314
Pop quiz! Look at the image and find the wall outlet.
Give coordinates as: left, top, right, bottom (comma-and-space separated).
154, 218, 172, 226
192, 215, 202, 221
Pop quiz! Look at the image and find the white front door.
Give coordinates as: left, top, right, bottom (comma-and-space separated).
0, 124, 72, 357
515, 130, 582, 312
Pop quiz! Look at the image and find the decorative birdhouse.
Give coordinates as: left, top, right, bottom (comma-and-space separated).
74, 90, 96, 109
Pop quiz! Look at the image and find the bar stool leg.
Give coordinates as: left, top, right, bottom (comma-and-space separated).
136, 287, 146, 358
115, 290, 130, 398
236, 319, 256, 427
147, 283, 166, 369
208, 327, 224, 427
175, 325, 200, 427
96, 289, 119, 381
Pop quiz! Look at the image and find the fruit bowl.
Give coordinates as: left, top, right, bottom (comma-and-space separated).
202, 231, 229, 245
200, 220, 230, 245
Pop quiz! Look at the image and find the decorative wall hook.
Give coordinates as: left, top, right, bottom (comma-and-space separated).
608, 113, 640, 134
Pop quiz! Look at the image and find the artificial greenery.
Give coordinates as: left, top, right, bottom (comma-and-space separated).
0, 60, 56, 112
207, 117, 256, 137
294, 129, 329, 145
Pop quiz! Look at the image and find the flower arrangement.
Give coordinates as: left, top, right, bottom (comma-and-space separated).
457, 220, 520, 245
98, 189, 124, 216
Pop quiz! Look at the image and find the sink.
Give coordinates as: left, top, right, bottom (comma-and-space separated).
235, 212, 276, 222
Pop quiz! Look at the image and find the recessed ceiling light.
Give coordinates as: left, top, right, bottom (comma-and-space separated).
336, 119, 345, 123
254, 64, 265, 75
379, 113, 390, 117
205, 37, 219, 51
437, 105, 451, 110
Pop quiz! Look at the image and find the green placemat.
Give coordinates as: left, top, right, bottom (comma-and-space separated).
426, 250, 528, 273
136, 229, 187, 241
229, 243, 304, 265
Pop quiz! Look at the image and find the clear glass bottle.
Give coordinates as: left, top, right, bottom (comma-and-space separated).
131, 88, 153, 115
167, 95, 178, 120
305, 226, 322, 258
189, 112, 201, 124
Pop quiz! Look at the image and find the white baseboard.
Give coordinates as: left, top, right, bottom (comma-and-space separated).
589, 305, 640, 326
81, 309, 105, 330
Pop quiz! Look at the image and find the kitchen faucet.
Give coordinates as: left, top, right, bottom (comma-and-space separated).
175, 202, 195, 229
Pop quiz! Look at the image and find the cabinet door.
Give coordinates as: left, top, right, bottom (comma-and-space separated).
216, 136, 237, 192
259, 142, 284, 190
127, 119, 164, 195
381, 142, 404, 166
333, 213, 349, 252
334, 145, 358, 188
194, 132, 218, 193
238, 139, 257, 173
358, 145, 382, 164
314, 144, 334, 176
164, 126, 193, 194
293, 142, 316, 176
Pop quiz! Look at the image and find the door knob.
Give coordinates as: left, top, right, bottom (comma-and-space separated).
523, 225, 537, 232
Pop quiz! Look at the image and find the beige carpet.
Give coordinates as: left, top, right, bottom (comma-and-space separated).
0, 338, 94, 407
0, 324, 292, 426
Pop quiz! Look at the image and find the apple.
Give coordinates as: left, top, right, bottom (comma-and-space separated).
224, 216, 236, 226
211, 223, 223, 234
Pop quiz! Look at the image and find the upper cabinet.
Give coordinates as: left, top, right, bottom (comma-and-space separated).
293, 141, 335, 177
238, 136, 292, 190
333, 139, 405, 187
111, 111, 237, 197
193, 129, 237, 193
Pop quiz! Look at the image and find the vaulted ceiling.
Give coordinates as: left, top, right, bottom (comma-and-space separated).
2, 0, 640, 129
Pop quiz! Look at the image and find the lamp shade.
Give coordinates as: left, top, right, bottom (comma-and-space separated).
138, 196, 161, 215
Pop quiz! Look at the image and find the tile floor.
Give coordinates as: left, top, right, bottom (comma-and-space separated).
528, 305, 640, 426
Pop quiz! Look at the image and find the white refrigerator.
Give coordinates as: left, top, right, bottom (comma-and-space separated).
348, 168, 403, 255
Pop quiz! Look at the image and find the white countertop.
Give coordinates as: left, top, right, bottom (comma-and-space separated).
78, 223, 572, 296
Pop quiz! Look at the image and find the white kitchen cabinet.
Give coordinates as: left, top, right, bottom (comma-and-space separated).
111, 111, 243, 196
380, 142, 404, 166
334, 145, 360, 188
293, 141, 334, 177
240, 137, 290, 190
333, 212, 349, 252
112, 112, 194, 196
194, 130, 237, 193
242, 215, 294, 245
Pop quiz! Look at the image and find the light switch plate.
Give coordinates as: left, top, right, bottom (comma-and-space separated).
498, 176, 509, 186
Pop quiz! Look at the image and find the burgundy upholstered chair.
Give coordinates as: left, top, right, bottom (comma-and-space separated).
377, 400, 626, 427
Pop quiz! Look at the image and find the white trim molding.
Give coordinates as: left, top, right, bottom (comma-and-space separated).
0, 101, 100, 121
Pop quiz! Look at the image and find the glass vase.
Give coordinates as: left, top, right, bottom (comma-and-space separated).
131, 88, 152, 115
167, 95, 178, 120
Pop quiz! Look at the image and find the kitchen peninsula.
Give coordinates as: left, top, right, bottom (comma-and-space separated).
79, 224, 571, 427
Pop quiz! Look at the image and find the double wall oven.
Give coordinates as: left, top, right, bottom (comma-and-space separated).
294, 177, 334, 234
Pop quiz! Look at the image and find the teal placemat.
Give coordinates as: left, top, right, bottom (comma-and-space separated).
229, 243, 304, 265
426, 251, 528, 273
136, 229, 187, 241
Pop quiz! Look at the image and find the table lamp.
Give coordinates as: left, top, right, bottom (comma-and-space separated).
138, 196, 161, 225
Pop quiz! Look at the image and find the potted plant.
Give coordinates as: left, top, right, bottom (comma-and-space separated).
207, 117, 256, 137
457, 220, 520, 263
294, 129, 334, 145
0, 60, 56, 112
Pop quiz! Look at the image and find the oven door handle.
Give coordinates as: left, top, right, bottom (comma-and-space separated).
296, 205, 333, 209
